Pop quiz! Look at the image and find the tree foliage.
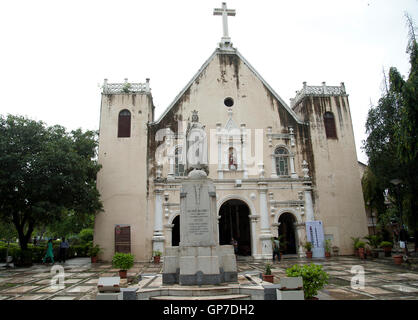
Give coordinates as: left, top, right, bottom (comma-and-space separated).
363, 14, 418, 231
0, 114, 102, 250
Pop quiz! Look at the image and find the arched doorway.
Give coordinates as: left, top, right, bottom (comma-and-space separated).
278, 212, 297, 254
219, 199, 251, 256
172, 215, 180, 246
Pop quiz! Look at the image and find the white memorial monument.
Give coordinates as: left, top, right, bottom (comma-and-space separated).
162, 167, 238, 285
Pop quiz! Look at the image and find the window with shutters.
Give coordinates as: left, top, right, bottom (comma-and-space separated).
274, 147, 289, 176
324, 112, 337, 139
118, 109, 131, 138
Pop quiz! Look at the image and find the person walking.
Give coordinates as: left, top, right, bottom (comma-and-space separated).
399, 226, 409, 257
272, 237, 281, 262
58, 237, 69, 263
231, 237, 238, 255
42, 239, 54, 264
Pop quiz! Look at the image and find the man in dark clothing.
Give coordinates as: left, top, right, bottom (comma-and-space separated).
58, 237, 69, 263
399, 227, 409, 257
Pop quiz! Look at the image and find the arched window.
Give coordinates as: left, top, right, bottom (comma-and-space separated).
175, 147, 185, 177
118, 109, 131, 138
275, 147, 289, 176
323, 112, 337, 139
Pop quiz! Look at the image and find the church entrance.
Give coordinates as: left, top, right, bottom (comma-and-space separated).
172, 215, 180, 246
219, 199, 251, 256
278, 213, 297, 254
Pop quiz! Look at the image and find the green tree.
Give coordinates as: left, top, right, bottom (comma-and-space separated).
363, 14, 418, 232
0, 114, 102, 252
45, 209, 94, 239
361, 167, 386, 220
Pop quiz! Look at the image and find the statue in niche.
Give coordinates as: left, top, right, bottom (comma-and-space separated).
186, 110, 208, 175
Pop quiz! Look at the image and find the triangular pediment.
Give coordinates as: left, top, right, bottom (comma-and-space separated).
153, 48, 303, 125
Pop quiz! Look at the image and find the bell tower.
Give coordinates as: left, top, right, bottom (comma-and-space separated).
94, 78, 154, 261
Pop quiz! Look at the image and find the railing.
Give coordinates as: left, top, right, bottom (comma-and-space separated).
102, 78, 150, 94
290, 82, 346, 107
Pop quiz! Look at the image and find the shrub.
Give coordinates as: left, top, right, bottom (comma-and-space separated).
355, 241, 366, 249
78, 228, 94, 243
264, 263, 272, 275
351, 237, 360, 250
380, 241, 393, 248
324, 239, 332, 253
286, 264, 329, 299
153, 250, 162, 257
88, 244, 102, 257
112, 252, 134, 271
364, 235, 382, 249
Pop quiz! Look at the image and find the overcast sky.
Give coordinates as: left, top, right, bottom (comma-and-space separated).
1, 0, 417, 163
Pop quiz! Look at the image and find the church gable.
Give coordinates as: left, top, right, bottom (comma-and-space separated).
153, 49, 303, 131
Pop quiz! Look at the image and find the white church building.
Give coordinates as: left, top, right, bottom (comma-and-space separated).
94, 3, 368, 262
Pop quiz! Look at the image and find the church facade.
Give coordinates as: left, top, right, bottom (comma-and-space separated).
94, 5, 368, 262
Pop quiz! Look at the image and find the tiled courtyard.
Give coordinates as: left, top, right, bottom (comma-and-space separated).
1, 256, 418, 300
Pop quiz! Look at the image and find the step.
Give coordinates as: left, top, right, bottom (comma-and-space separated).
150, 294, 251, 300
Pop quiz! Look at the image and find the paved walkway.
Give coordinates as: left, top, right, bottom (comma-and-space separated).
1, 256, 418, 300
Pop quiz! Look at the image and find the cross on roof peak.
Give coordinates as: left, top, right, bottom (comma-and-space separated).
213, 2, 236, 49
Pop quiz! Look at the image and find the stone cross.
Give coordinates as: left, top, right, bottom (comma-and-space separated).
213, 2, 236, 43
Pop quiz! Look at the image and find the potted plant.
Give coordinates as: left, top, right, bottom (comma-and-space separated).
304, 242, 312, 258
351, 237, 360, 256
262, 263, 274, 283
356, 241, 366, 259
87, 244, 102, 263
112, 252, 134, 279
153, 250, 162, 264
380, 241, 393, 257
324, 239, 332, 258
393, 254, 403, 265
365, 235, 381, 258
286, 263, 329, 300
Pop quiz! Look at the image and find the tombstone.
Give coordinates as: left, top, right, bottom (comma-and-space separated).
276, 277, 304, 300
163, 168, 237, 285
96, 277, 122, 300
97, 277, 120, 292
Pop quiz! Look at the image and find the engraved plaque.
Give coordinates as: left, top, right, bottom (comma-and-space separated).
115, 225, 131, 253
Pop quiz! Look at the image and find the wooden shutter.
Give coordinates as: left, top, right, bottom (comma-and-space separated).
118, 110, 131, 138
324, 112, 337, 139
115, 225, 131, 253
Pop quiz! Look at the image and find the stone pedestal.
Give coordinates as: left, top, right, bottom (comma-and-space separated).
163, 168, 237, 285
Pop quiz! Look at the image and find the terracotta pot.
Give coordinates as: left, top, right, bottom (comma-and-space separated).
306, 251, 312, 258
358, 248, 365, 259
153, 255, 161, 264
263, 274, 274, 283
306, 296, 319, 300
383, 247, 392, 257
325, 252, 331, 258
354, 249, 359, 256
91, 256, 98, 263
119, 270, 127, 278
393, 255, 403, 265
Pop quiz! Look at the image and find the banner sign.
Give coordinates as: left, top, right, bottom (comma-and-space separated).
305, 220, 325, 258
